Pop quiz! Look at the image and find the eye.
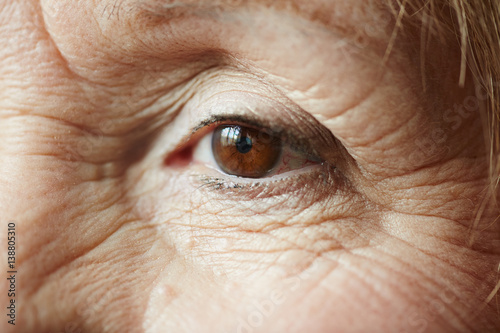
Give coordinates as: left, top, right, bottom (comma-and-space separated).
191, 121, 323, 180
212, 125, 282, 178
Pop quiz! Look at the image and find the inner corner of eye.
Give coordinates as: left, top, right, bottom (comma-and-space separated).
164, 144, 194, 168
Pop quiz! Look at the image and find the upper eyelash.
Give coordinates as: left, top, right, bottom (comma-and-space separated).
191, 114, 323, 160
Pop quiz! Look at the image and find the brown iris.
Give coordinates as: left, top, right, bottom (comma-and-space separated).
212, 125, 282, 178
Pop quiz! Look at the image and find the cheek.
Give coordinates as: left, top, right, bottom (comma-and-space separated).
129, 160, 499, 332
140, 211, 491, 333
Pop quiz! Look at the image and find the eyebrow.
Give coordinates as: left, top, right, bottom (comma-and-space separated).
132, 0, 378, 41
135, 0, 327, 18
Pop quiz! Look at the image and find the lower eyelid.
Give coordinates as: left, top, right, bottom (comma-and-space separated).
204, 164, 325, 185
189, 161, 341, 199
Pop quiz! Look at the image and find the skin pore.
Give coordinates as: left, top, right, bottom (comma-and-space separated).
1, 0, 499, 332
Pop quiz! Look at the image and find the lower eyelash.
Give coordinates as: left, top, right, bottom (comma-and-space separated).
196, 176, 268, 191
190, 162, 342, 200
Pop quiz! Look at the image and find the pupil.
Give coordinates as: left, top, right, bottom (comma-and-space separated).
236, 136, 252, 154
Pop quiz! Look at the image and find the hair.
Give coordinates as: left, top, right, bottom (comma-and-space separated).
385, 0, 500, 308
387, 0, 500, 189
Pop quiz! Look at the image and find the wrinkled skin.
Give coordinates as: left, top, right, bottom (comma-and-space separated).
1, 0, 500, 332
